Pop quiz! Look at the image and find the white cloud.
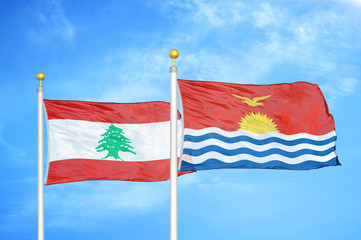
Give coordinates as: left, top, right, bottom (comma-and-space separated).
293, 26, 316, 45
165, 0, 246, 28
27, 0, 75, 45
319, 78, 359, 108
246, 3, 361, 89
174, 2, 359, 91
333, 0, 361, 7
192, 0, 245, 27
338, 78, 358, 93
253, 2, 283, 28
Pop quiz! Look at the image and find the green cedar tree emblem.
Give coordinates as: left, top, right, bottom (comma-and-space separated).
96, 124, 136, 160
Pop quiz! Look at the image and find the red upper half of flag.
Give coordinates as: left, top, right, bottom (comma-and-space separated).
44, 100, 180, 124
178, 79, 335, 135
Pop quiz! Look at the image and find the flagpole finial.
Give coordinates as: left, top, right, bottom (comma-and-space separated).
36, 72, 45, 87
169, 49, 179, 66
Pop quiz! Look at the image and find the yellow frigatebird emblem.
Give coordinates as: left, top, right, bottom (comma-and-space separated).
232, 94, 271, 107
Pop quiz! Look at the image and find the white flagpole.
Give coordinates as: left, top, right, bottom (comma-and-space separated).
37, 72, 45, 240
169, 49, 179, 240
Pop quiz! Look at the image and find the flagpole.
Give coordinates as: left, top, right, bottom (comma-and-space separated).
37, 72, 45, 240
169, 49, 179, 240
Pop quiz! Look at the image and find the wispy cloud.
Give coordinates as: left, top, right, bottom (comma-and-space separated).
27, 0, 75, 45
320, 78, 359, 108
160, 1, 361, 93
253, 2, 284, 28
246, 2, 361, 99
338, 78, 358, 93
164, 0, 246, 28
332, 0, 361, 7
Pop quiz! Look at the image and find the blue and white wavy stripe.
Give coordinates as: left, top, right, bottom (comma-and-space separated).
180, 128, 339, 171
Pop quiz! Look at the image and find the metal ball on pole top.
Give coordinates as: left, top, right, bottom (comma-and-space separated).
169, 49, 179, 66
169, 49, 179, 240
36, 72, 45, 240
37, 72, 45, 86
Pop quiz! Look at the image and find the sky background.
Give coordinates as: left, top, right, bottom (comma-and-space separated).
1, 0, 361, 239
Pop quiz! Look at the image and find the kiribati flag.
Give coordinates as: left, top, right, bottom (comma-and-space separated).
178, 79, 339, 172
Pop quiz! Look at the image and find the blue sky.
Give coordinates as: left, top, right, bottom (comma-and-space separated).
1, 0, 361, 239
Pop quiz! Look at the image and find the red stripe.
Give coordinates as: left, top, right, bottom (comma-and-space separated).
178, 79, 335, 135
46, 159, 193, 185
44, 100, 180, 124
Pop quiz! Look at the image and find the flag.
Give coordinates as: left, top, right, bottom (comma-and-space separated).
44, 100, 185, 185
178, 79, 339, 172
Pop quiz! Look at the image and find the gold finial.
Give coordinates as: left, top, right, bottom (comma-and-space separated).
36, 72, 45, 87
169, 49, 179, 66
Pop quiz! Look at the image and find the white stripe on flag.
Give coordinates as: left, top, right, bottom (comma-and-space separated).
182, 151, 337, 164
185, 128, 336, 141
48, 119, 181, 162
184, 140, 336, 152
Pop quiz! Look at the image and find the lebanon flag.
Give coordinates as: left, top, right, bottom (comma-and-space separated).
44, 100, 185, 185
178, 79, 339, 172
